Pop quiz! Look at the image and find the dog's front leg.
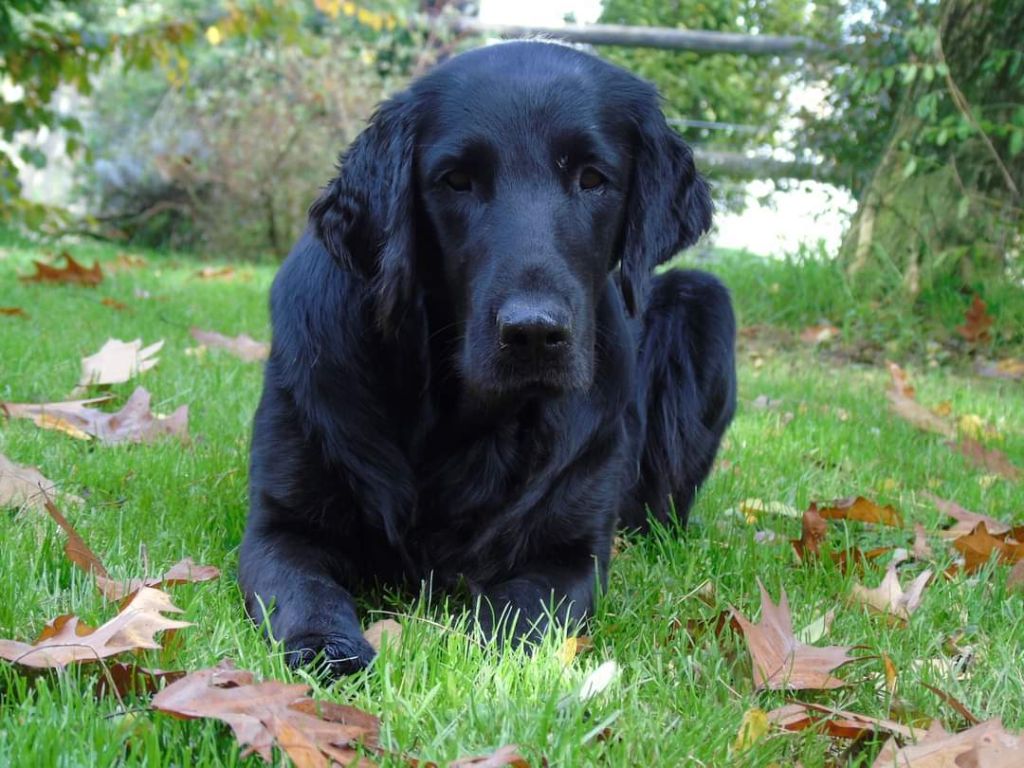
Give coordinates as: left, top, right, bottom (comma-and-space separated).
239, 525, 376, 675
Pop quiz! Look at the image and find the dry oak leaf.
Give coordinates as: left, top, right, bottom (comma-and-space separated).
19, 252, 103, 286
0, 587, 189, 669
152, 661, 378, 767
952, 523, 1024, 574
0, 452, 83, 512
767, 701, 915, 741
96, 557, 220, 601
873, 718, 1023, 768
1, 306, 28, 318
730, 581, 860, 690
449, 745, 530, 768
3, 387, 187, 444
956, 295, 994, 344
813, 496, 904, 527
42, 498, 108, 578
189, 328, 269, 363
78, 338, 163, 388
850, 562, 933, 621
195, 265, 236, 280
886, 363, 955, 438
925, 493, 1012, 540
946, 438, 1021, 482
913, 523, 934, 560
791, 507, 828, 562
95, 663, 186, 699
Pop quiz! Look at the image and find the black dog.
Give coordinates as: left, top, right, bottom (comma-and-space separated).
240, 41, 736, 674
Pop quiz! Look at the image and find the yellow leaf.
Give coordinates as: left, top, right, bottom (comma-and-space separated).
733, 708, 770, 752
342, 1, 357, 16
314, 0, 342, 18
205, 25, 222, 45
558, 636, 592, 665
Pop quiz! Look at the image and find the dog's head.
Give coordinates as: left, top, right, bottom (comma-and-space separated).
310, 41, 711, 399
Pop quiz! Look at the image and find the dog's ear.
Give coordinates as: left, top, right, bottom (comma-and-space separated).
309, 93, 417, 332
620, 106, 713, 315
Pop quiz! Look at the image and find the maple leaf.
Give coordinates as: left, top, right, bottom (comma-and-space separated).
189, 328, 270, 362
925, 492, 1011, 539
885, 362, 955, 438
813, 496, 904, 527
1, 306, 28, 318
946, 437, 1022, 481
152, 661, 378, 767
956, 295, 994, 344
952, 523, 1024, 573
2, 387, 187, 444
0, 587, 189, 669
0, 452, 83, 512
19, 251, 103, 286
850, 561, 933, 621
77, 338, 163, 389
730, 581, 859, 690
873, 718, 1023, 768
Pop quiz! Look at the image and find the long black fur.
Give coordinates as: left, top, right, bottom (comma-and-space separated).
240, 41, 737, 674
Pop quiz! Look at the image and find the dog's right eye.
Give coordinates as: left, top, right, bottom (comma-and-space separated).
444, 171, 472, 192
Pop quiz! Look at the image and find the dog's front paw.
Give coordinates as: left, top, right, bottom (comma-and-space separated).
286, 632, 376, 676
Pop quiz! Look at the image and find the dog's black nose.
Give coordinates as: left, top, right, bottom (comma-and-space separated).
497, 298, 570, 359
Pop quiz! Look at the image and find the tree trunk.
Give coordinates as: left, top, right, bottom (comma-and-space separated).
840, 0, 1024, 294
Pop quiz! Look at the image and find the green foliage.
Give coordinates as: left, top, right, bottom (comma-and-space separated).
598, 0, 816, 150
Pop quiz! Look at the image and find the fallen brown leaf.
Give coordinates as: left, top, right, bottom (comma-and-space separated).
946, 437, 1022, 481
3, 387, 187, 444
42, 498, 108, 578
152, 661, 378, 767
813, 496, 904, 527
977, 358, 1024, 381
730, 581, 859, 690
96, 557, 220, 601
850, 562, 932, 621
956, 295, 994, 344
77, 338, 163, 389
767, 701, 915, 741
791, 507, 828, 562
0, 452, 82, 512
0, 587, 189, 669
925, 492, 1011, 539
952, 523, 1024, 573
100, 297, 129, 311
920, 682, 981, 726
190, 328, 269, 363
799, 324, 840, 344
886, 363, 955, 438
1, 306, 28, 318
19, 252, 103, 286
1008, 560, 1024, 591
195, 265, 236, 280
449, 745, 530, 767
363, 618, 402, 654
873, 718, 1022, 768
108, 252, 147, 272
913, 523, 934, 560
95, 663, 186, 698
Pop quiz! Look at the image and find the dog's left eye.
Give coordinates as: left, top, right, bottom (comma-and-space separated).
578, 168, 605, 190
444, 171, 472, 192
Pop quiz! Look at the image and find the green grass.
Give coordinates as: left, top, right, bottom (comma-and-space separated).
1, 235, 1023, 767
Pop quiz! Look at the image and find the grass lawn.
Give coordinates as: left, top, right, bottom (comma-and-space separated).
1, 233, 1022, 767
